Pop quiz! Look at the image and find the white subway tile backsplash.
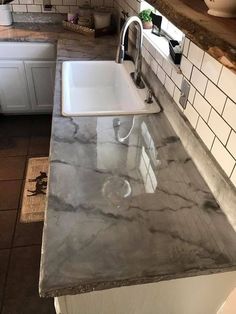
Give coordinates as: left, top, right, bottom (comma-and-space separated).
205, 81, 226, 115
183, 37, 190, 57
208, 109, 231, 145
42, 5, 56, 12
143, 35, 150, 50
173, 87, 183, 111
157, 65, 166, 85
148, 42, 157, 58
63, 0, 76, 6
211, 138, 235, 176
193, 92, 211, 122
12, 0, 114, 12
162, 59, 172, 77
155, 50, 164, 67
191, 67, 208, 95
12, 4, 27, 11
196, 117, 215, 150
56, 5, 69, 12
19, 0, 33, 4
184, 102, 199, 128
188, 83, 196, 104
171, 70, 183, 89
218, 66, 236, 103
227, 131, 236, 159
201, 53, 222, 84
27, 4, 41, 11
142, 47, 151, 66
51, 0, 62, 5
150, 57, 158, 74
117, 1, 236, 187
180, 55, 193, 80
230, 167, 236, 187
164, 76, 175, 97
188, 42, 204, 69
223, 98, 236, 131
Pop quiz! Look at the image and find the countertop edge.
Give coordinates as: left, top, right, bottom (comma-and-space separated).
40, 265, 236, 298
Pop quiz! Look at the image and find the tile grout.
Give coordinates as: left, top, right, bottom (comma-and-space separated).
0, 115, 52, 314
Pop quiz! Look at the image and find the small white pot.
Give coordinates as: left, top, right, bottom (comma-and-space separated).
0, 4, 13, 26
93, 11, 111, 29
204, 0, 236, 18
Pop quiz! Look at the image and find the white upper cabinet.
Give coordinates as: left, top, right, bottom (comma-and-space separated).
0, 61, 31, 113
0, 42, 56, 114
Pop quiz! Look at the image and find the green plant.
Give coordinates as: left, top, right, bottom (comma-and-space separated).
139, 9, 153, 22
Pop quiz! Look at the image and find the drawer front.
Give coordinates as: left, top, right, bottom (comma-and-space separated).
0, 42, 56, 60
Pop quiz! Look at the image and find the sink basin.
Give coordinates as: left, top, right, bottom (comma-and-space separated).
62, 60, 161, 116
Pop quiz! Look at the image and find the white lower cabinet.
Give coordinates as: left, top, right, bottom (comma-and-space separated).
25, 61, 55, 112
0, 42, 56, 114
54, 271, 236, 314
0, 61, 31, 113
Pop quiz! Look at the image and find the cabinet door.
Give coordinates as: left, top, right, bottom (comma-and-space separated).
0, 61, 31, 113
25, 61, 55, 112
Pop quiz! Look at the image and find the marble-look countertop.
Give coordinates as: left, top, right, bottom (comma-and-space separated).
2, 23, 236, 298
0, 22, 73, 42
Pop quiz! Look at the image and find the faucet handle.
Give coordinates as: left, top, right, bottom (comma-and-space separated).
145, 89, 154, 104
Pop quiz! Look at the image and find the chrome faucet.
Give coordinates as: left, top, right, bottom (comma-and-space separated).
116, 16, 145, 89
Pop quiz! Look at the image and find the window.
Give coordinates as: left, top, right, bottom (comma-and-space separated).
140, 1, 184, 42
140, 1, 184, 68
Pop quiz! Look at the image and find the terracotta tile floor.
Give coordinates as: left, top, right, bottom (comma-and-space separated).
0, 115, 55, 314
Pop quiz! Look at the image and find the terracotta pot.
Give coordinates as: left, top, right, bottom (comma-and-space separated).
142, 21, 153, 29
204, 0, 236, 18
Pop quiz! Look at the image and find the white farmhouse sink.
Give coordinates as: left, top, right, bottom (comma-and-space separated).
62, 60, 161, 116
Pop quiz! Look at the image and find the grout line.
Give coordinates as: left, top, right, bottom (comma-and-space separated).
209, 135, 216, 152
0, 178, 24, 182
0, 122, 33, 314
225, 128, 232, 148
230, 163, 236, 178
0, 208, 19, 212
11, 243, 42, 250
206, 107, 212, 124
217, 63, 223, 86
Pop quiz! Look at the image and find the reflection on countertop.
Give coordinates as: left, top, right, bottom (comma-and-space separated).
40, 111, 236, 297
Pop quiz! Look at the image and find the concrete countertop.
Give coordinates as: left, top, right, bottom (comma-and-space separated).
1, 23, 236, 298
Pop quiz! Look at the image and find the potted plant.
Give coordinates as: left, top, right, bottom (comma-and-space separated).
0, 0, 14, 26
139, 9, 153, 29
204, 0, 236, 18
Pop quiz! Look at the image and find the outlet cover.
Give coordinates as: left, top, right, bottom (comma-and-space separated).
179, 79, 190, 109
43, 0, 52, 10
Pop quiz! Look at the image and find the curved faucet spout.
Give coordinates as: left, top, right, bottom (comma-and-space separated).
116, 16, 145, 89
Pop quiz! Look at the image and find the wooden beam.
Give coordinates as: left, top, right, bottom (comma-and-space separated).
147, 0, 236, 71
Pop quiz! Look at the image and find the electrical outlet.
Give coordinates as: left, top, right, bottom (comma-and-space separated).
44, 4, 52, 10
43, 0, 52, 11
179, 79, 190, 109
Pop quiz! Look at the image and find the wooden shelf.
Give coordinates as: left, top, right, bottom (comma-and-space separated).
148, 0, 236, 71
